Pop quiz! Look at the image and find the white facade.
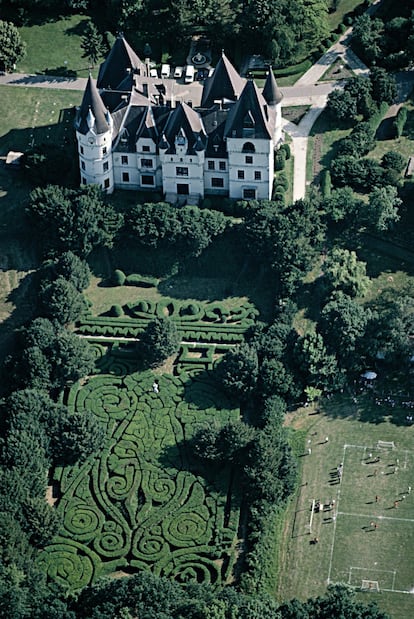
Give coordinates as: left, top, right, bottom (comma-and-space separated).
76, 42, 284, 203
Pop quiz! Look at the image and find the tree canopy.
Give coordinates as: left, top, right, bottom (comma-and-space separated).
0, 20, 26, 71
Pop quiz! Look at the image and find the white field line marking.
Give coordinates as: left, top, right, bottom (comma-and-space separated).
350, 566, 396, 574
338, 511, 414, 524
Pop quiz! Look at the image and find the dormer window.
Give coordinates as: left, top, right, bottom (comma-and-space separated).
242, 142, 255, 153
176, 136, 186, 146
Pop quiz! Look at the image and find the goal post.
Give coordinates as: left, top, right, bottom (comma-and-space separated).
377, 440, 395, 450
361, 580, 380, 592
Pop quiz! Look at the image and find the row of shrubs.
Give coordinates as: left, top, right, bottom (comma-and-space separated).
112, 270, 160, 288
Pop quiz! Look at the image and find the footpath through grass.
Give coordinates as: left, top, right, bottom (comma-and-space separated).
278, 395, 414, 619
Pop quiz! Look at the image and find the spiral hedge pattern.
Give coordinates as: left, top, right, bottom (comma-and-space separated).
42, 363, 241, 590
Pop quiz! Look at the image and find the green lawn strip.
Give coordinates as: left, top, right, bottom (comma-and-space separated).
276, 396, 414, 619
41, 361, 241, 590
17, 14, 102, 77
0, 85, 82, 157
327, 0, 370, 30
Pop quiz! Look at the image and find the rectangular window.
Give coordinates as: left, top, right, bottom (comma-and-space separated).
177, 183, 189, 195
238, 170, 245, 180
142, 145, 150, 152
245, 155, 253, 164
81, 161, 85, 170
141, 158, 153, 168
103, 161, 109, 172
122, 172, 130, 182
211, 177, 224, 188
80, 146, 84, 154
176, 166, 188, 176
121, 155, 128, 164
254, 171, 261, 180
208, 160, 215, 170
243, 188, 256, 199
103, 146, 107, 155
82, 177, 86, 184
219, 161, 226, 171
141, 175, 155, 186
104, 178, 110, 189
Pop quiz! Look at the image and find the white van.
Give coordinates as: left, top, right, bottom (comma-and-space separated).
161, 64, 170, 78
184, 65, 195, 84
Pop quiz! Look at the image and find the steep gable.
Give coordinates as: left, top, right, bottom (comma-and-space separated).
97, 34, 146, 90
163, 102, 207, 154
262, 69, 283, 106
224, 79, 273, 140
201, 52, 245, 108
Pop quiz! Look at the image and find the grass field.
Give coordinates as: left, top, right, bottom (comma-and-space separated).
0, 85, 82, 157
278, 395, 414, 619
17, 14, 102, 77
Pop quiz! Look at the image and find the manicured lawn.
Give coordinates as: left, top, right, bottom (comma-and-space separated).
278, 395, 414, 619
327, 0, 370, 30
0, 85, 82, 157
17, 14, 103, 77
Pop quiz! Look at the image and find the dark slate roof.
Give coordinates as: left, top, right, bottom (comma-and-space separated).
163, 102, 207, 154
136, 107, 158, 141
97, 35, 146, 90
201, 52, 245, 108
224, 79, 273, 139
77, 75, 110, 135
200, 106, 228, 157
262, 69, 283, 105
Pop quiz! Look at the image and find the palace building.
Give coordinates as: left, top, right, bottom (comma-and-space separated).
75, 35, 283, 204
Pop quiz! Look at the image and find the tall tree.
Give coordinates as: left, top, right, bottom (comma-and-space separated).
323, 248, 370, 297
140, 317, 180, 366
0, 20, 26, 71
80, 22, 105, 68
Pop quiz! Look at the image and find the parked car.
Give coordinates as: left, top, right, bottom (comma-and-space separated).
150, 68, 158, 78
161, 64, 170, 78
184, 65, 195, 83
174, 66, 183, 79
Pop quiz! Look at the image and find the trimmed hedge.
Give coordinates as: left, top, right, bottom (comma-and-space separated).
41, 370, 240, 590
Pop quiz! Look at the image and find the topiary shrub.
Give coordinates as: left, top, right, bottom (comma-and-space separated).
279, 143, 291, 160
276, 172, 289, 189
112, 269, 126, 286
274, 151, 286, 171
110, 305, 123, 317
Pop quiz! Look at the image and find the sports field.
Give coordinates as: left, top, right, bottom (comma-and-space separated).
278, 394, 414, 619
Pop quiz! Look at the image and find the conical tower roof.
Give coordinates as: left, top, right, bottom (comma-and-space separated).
224, 79, 272, 139
262, 68, 283, 105
97, 34, 146, 90
201, 52, 245, 108
77, 75, 110, 135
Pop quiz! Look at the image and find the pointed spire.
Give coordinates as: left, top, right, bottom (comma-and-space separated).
201, 51, 245, 108
262, 67, 283, 106
97, 34, 146, 90
77, 75, 110, 135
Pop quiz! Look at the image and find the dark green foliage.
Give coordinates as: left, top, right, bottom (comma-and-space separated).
338, 122, 376, 158
27, 184, 123, 257
381, 151, 406, 173
326, 88, 357, 121
22, 497, 60, 548
40, 277, 87, 324
54, 410, 106, 464
13, 318, 95, 390
322, 248, 370, 298
293, 331, 340, 391
217, 343, 259, 400
0, 20, 26, 71
22, 144, 74, 187
322, 186, 362, 226
125, 202, 227, 257
370, 66, 397, 104
279, 143, 291, 160
112, 269, 126, 285
140, 317, 180, 366
53, 252, 91, 292
319, 292, 371, 370
363, 185, 402, 232
274, 150, 286, 171
80, 21, 105, 67
393, 106, 407, 137
352, 14, 382, 63
110, 304, 123, 317
244, 200, 324, 296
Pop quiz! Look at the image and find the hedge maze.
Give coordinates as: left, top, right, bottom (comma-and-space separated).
39, 363, 242, 590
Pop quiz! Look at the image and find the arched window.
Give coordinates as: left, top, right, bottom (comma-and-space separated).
242, 142, 255, 153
